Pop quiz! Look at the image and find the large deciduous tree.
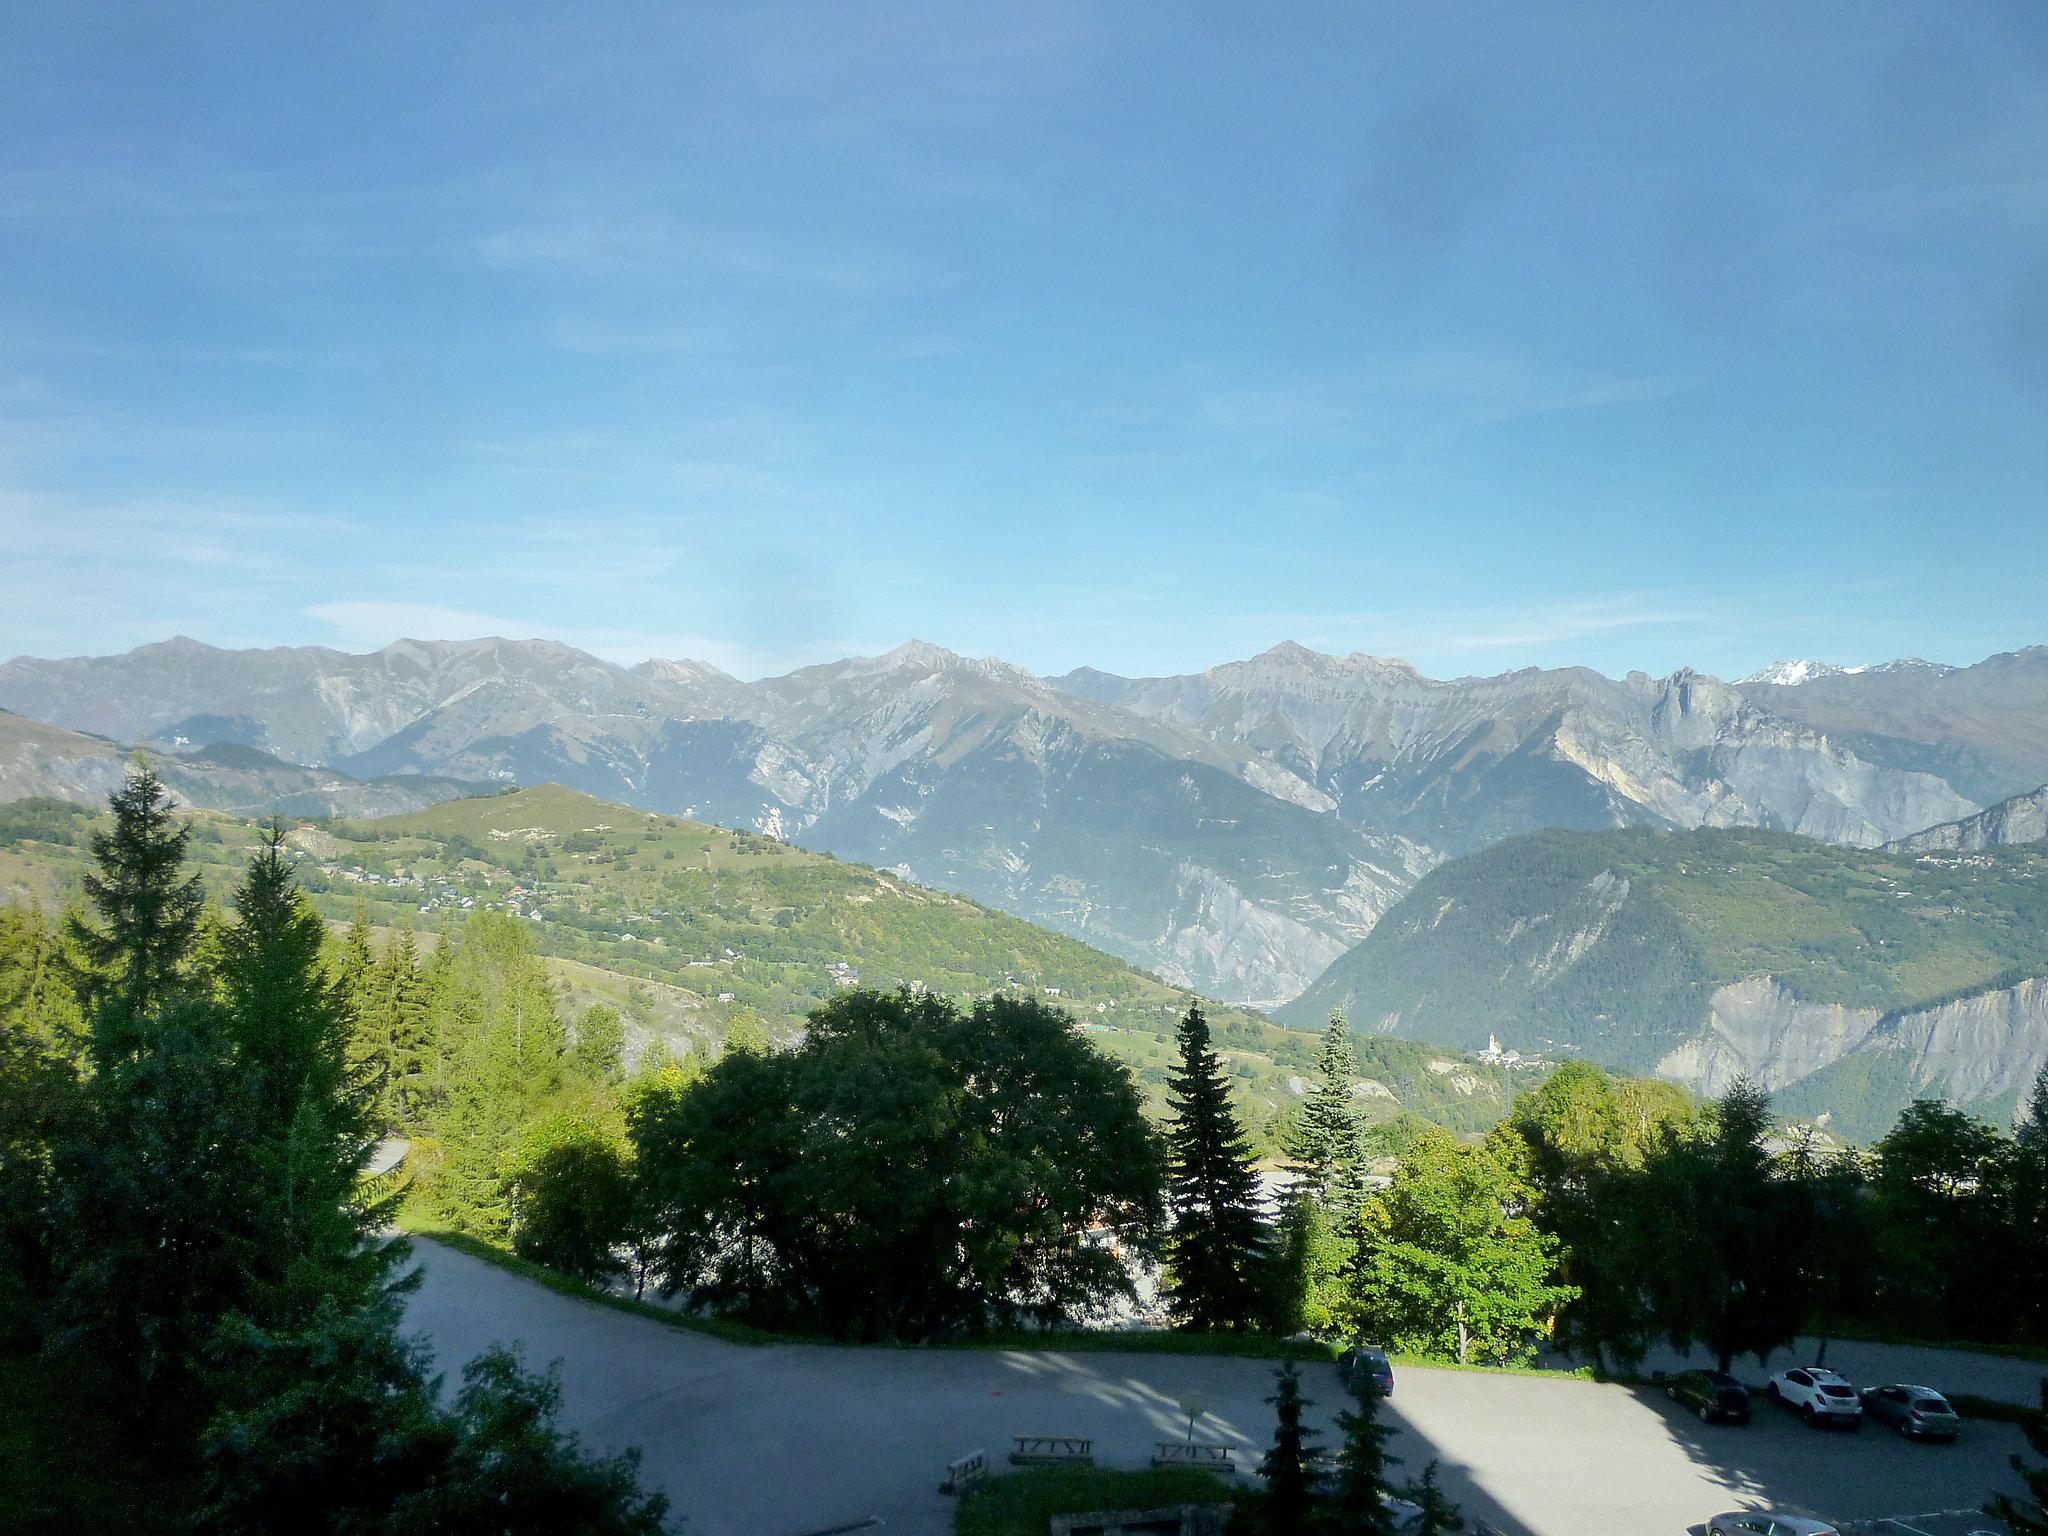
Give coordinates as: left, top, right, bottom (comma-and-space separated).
1340, 1126, 1572, 1366
632, 989, 1162, 1340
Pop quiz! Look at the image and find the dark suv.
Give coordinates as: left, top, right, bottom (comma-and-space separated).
1667, 1369, 1752, 1424
1337, 1344, 1395, 1396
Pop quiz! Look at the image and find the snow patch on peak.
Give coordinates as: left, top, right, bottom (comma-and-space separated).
1738, 659, 1848, 687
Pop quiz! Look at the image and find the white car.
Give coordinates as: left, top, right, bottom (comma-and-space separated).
1706, 1515, 1840, 1536
1766, 1366, 1864, 1428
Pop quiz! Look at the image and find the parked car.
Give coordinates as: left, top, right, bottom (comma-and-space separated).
1706, 1513, 1840, 1536
1767, 1366, 1864, 1428
1337, 1344, 1396, 1396
1667, 1368, 1753, 1424
1859, 1383, 1962, 1441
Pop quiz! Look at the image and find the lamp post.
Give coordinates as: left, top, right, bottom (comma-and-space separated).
1177, 1391, 1210, 1447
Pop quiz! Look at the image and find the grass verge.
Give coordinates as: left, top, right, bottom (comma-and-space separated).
1951, 1392, 2048, 1431
396, 1207, 792, 1346
955, 1465, 1233, 1536
400, 1207, 1595, 1375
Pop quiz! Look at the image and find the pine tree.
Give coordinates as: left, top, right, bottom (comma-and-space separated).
67, 762, 204, 1065
1163, 1003, 1268, 1331
1403, 1458, 1464, 1534
334, 902, 376, 1032
1329, 1378, 1402, 1536
367, 925, 432, 1129
1289, 1010, 1365, 1209
1256, 1361, 1318, 1536
217, 822, 392, 1318
2010, 1066, 2048, 1343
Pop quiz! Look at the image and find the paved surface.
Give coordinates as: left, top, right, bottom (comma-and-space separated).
403, 1240, 2035, 1536
1557, 1338, 2048, 1414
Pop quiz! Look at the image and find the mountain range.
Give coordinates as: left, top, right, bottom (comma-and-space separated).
2, 635, 2044, 1007
1283, 824, 2048, 1140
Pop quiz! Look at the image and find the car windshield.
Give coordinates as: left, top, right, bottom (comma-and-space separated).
1820, 1384, 1854, 1399
1914, 1395, 1954, 1413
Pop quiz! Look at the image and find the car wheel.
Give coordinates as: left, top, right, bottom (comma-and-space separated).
1766, 1382, 1781, 1404
1802, 1403, 1817, 1425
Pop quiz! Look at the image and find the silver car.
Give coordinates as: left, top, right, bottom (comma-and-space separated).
1706, 1515, 1840, 1536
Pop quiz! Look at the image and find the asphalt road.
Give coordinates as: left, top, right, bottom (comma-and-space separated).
402, 1240, 2035, 1536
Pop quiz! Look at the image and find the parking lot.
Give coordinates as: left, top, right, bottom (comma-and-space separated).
404, 1239, 2035, 1536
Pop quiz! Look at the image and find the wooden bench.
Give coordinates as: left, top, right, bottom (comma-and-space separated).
939, 1448, 989, 1494
1152, 1441, 1238, 1474
1009, 1434, 1095, 1467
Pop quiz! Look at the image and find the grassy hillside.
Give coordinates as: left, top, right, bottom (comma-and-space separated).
0, 785, 1508, 1142
1283, 825, 2048, 1074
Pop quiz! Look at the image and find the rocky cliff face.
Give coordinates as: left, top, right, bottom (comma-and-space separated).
1886, 783, 2048, 853
1656, 977, 1885, 1096
3, 634, 2037, 1010
1660, 974, 2048, 1135
1054, 646, 1979, 854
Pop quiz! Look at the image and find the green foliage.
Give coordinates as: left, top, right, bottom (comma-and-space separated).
1255, 1362, 1318, 1536
954, 1466, 1231, 1536
0, 797, 95, 849
0, 904, 84, 1343
1340, 1127, 1573, 1366
1867, 1099, 2011, 1337
67, 763, 205, 1066
1162, 1004, 1269, 1332
417, 914, 568, 1240
197, 1297, 671, 1536
1327, 1381, 1401, 1536
0, 1349, 190, 1536
632, 988, 1164, 1340
1288, 1011, 1366, 1209
1, 784, 1516, 1144
1, 768, 671, 1529
510, 1119, 634, 1287
1401, 1459, 1464, 1535
1503, 1061, 1697, 1364
1288, 824, 2048, 1100
571, 1003, 625, 1082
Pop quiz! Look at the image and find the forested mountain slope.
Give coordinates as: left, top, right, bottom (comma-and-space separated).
10, 635, 2039, 1006
1283, 826, 2048, 1140
0, 784, 1507, 1141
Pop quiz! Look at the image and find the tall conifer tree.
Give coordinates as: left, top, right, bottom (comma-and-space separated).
68, 762, 203, 1065
1329, 1379, 1402, 1536
1257, 1361, 1318, 1535
1162, 1002, 1267, 1330
1290, 1010, 1365, 1209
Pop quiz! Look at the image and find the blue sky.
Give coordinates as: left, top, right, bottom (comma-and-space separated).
2, 3, 2045, 681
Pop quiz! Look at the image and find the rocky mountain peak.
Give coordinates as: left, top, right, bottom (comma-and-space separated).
633, 657, 737, 688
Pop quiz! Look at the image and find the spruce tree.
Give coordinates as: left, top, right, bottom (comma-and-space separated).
1163, 1002, 1267, 1330
1403, 1459, 1464, 1535
1329, 1377, 1402, 1536
335, 902, 376, 1033
1289, 1010, 1364, 1209
218, 823, 393, 1317
1256, 1361, 1317, 1536
68, 762, 204, 1065
2009, 1066, 2048, 1343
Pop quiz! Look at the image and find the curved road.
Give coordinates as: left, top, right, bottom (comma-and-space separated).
403, 1239, 2034, 1536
